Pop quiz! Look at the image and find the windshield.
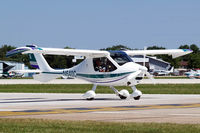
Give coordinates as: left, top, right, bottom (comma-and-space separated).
110, 51, 133, 66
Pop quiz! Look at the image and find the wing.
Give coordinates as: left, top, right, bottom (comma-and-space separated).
125, 49, 193, 58
27, 48, 109, 58
7, 45, 109, 58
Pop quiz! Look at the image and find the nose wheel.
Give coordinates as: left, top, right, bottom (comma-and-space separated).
110, 85, 142, 100
110, 86, 129, 99
133, 96, 141, 100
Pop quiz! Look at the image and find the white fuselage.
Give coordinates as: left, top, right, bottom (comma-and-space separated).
52, 56, 143, 86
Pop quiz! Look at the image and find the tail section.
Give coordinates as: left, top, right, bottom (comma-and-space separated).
169, 66, 174, 73
167, 66, 174, 74
33, 73, 60, 82
28, 54, 39, 69
32, 53, 61, 82
3, 62, 14, 73
6, 45, 63, 82
32, 53, 54, 72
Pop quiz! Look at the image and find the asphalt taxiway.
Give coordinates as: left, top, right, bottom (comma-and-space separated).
0, 93, 200, 124
1, 78, 200, 84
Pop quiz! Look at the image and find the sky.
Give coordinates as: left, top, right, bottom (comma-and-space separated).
0, 0, 200, 49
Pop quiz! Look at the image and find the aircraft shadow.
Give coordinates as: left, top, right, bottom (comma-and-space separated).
0, 98, 121, 104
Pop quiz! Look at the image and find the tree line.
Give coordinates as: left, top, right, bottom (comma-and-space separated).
0, 44, 199, 69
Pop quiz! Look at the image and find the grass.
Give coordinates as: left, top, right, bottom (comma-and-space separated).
143, 76, 189, 79
0, 84, 200, 94
154, 76, 189, 79
0, 118, 199, 133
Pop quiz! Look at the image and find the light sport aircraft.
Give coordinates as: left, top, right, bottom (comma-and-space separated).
6, 45, 192, 100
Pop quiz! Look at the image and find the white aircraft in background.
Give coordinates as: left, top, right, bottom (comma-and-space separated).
152, 67, 174, 76
6, 45, 192, 100
185, 70, 200, 79
194, 70, 200, 78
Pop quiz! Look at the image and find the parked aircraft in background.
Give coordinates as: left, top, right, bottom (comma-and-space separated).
194, 70, 200, 78
0, 62, 15, 78
0, 70, 24, 78
6, 45, 192, 100
185, 70, 200, 79
151, 67, 174, 76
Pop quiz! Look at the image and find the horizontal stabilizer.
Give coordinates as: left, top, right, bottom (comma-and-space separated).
33, 73, 60, 82
12, 69, 41, 73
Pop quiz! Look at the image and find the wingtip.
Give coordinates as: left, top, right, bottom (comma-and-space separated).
182, 49, 193, 53
6, 47, 32, 57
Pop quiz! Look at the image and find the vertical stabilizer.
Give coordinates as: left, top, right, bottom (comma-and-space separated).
3, 62, 14, 73
32, 53, 61, 82
28, 54, 39, 69
33, 53, 54, 72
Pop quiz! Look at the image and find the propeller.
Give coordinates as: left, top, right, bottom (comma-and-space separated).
137, 65, 155, 84
127, 47, 156, 85
140, 46, 156, 84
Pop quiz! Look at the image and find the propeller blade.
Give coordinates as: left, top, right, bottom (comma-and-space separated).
143, 46, 147, 67
145, 71, 156, 84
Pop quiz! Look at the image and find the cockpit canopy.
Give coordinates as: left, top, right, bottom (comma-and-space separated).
109, 51, 133, 66
92, 51, 133, 72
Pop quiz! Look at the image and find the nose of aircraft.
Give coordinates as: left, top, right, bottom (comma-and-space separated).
138, 64, 155, 84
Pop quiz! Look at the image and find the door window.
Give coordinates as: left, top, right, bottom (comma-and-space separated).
93, 57, 117, 72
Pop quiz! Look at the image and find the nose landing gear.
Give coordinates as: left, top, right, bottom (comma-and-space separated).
131, 86, 142, 100
110, 86, 129, 99
110, 85, 142, 100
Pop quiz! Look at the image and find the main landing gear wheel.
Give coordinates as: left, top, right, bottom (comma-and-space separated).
83, 90, 96, 100
83, 85, 97, 100
118, 89, 130, 99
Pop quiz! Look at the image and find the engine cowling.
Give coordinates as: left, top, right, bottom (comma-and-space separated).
127, 70, 142, 86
